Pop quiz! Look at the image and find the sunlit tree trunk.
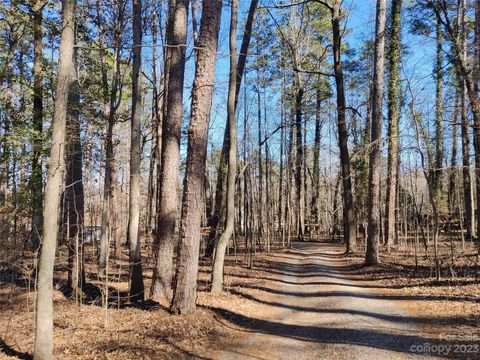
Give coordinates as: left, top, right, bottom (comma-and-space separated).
151, 0, 190, 303
366, 0, 386, 266
171, 0, 222, 314
457, 0, 474, 240
332, 0, 356, 252
384, 0, 401, 250
211, 0, 237, 292
127, 0, 145, 303
433, 18, 444, 206
34, 0, 76, 357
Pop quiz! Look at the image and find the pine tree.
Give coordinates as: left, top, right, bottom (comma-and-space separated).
366, 0, 387, 266
171, 0, 223, 314
384, 0, 402, 249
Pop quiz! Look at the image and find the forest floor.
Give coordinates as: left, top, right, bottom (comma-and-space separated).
0, 241, 479, 359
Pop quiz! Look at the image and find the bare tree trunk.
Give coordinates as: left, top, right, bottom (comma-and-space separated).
171, 0, 222, 314
294, 82, 305, 240
433, 17, 444, 204
211, 0, 237, 292
384, 0, 402, 249
151, 0, 190, 303
366, 0, 386, 266
256, 63, 264, 237
432, 0, 480, 240
205, 0, 259, 258
98, 0, 124, 277
34, 0, 76, 357
312, 87, 322, 233
279, 72, 286, 239
0, 7, 16, 234
458, 0, 474, 240
146, 7, 162, 236
449, 90, 459, 213
477, 0, 480, 88
31, 0, 45, 250
65, 48, 85, 301
475, 0, 480, 239
127, 0, 145, 303
287, 109, 296, 243
332, 0, 356, 252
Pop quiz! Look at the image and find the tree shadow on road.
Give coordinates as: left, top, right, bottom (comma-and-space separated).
206, 306, 479, 359
225, 287, 479, 326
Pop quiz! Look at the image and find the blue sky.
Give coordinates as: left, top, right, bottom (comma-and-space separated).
200, 0, 440, 163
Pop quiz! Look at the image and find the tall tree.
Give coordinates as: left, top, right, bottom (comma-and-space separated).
477, 0, 480, 90
429, 0, 480, 239
145, 6, 163, 235
456, 0, 474, 240
448, 90, 459, 213
127, 0, 145, 303
151, 0, 190, 303
211, 0, 237, 293
332, 0, 356, 252
171, 0, 222, 314
432, 16, 444, 205
365, 0, 387, 266
34, 0, 76, 357
0, 2, 19, 217
30, 0, 45, 249
384, 0, 402, 249
65, 48, 85, 301
294, 78, 305, 240
205, 0, 259, 258
97, 0, 125, 277
311, 85, 323, 231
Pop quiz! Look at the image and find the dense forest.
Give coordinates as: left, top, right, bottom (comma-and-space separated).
0, 0, 479, 359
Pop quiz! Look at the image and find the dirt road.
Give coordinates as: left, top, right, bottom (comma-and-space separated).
209, 242, 474, 360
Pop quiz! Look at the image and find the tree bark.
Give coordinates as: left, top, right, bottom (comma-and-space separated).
384, 0, 402, 249
458, 0, 474, 240
34, 0, 76, 358
256, 63, 264, 237
366, 0, 387, 266
171, 0, 222, 314
127, 0, 145, 303
146, 7, 162, 235
311, 87, 322, 231
65, 48, 85, 301
211, 0, 237, 293
448, 90, 459, 213
31, 0, 45, 250
294, 82, 305, 240
332, 0, 356, 252
151, 0, 190, 304
98, 0, 124, 277
0, 6, 16, 223
433, 17, 444, 204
